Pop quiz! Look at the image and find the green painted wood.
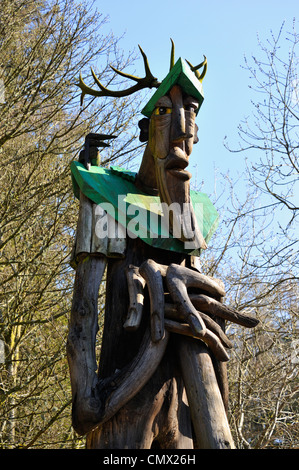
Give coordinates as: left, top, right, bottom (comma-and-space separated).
141, 58, 204, 117
70, 161, 218, 256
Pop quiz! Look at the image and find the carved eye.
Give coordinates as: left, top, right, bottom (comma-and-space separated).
184, 104, 196, 113
154, 107, 172, 115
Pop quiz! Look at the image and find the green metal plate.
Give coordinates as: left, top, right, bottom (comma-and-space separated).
70, 162, 218, 256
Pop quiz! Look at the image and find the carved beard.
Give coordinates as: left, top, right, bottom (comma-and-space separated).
147, 86, 207, 250
155, 155, 206, 249
152, 108, 206, 249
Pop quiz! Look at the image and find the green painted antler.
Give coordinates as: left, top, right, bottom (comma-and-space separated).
78, 45, 160, 105
170, 38, 207, 82
78, 41, 207, 107
186, 56, 207, 82
170, 38, 175, 70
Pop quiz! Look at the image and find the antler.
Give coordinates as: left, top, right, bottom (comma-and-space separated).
170, 38, 175, 70
170, 38, 207, 81
78, 45, 161, 106
186, 55, 207, 82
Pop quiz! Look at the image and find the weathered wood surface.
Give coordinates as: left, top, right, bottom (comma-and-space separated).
107, 214, 126, 257
123, 264, 146, 331
68, 197, 236, 447
178, 337, 235, 449
87, 344, 194, 449
164, 302, 233, 349
67, 253, 172, 436
67, 255, 107, 435
75, 191, 93, 257
139, 259, 165, 343
91, 203, 108, 254
166, 265, 207, 337
86, 237, 196, 448
100, 328, 170, 426
71, 191, 126, 267
164, 319, 229, 362
190, 293, 259, 328
68, 228, 236, 446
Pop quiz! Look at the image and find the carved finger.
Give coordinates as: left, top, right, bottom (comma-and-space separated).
165, 303, 233, 349
189, 294, 259, 328
151, 262, 168, 277
164, 319, 229, 362
123, 265, 146, 331
139, 259, 165, 342
166, 264, 207, 337
167, 264, 226, 297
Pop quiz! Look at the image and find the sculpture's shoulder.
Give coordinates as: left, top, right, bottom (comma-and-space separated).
70, 162, 219, 259
70, 161, 136, 203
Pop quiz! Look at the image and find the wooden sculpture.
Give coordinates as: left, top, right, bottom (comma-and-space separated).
67, 42, 258, 449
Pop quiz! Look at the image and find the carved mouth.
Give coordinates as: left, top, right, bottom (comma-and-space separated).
167, 168, 191, 180
165, 155, 191, 180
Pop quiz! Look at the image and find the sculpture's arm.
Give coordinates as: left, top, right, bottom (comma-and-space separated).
67, 255, 107, 434
67, 255, 169, 435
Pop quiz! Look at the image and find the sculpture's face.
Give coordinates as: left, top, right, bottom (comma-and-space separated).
148, 85, 201, 244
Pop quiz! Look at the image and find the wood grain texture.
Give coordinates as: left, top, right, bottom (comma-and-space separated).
178, 337, 235, 449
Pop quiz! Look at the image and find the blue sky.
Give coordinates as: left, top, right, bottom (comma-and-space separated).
94, 0, 297, 201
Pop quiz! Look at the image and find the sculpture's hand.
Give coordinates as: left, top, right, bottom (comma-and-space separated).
165, 263, 259, 361
78, 133, 117, 170
124, 260, 259, 362
78, 148, 91, 171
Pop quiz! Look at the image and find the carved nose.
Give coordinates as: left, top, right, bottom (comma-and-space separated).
169, 85, 193, 144
171, 106, 186, 143
172, 132, 193, 144
171, 110, 193, 144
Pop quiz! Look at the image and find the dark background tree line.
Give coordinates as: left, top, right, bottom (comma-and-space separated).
0, 0, 297, 448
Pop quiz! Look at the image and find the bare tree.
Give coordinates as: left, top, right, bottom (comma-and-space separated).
220, 25, 298, 447
201, 169, 298, 448
225, 20, 298, 227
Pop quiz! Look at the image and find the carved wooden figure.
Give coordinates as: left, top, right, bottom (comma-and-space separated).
67, 42, 259, 449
